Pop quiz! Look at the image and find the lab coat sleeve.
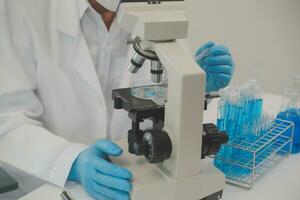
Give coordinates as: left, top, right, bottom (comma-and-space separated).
0, 10, 87, 187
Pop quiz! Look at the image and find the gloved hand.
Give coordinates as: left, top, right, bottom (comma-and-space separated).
195, 41, 235, 93
68, 140, 132, 200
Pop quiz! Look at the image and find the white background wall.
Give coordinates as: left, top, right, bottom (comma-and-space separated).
185, 0, 300, 95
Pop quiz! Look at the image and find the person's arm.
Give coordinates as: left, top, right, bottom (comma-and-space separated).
0, 4, 86, 187
0, 91, 87, 187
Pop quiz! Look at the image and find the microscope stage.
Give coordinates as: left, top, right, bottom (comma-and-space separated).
112, 87, 162, 112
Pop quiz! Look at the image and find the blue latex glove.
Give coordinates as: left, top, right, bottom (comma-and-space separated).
195, 41, 235, 93
68, 140, 132, 200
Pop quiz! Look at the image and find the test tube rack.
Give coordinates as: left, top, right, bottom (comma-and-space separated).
214, 118, 294, 189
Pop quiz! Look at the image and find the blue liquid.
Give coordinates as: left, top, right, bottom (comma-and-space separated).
246, 98, 263, 123
277, 108, 300, 154
215, 97, 266, 175
255, 99, 263, 119
217, 119, 224, 131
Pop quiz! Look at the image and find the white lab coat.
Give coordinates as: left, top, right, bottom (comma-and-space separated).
0, 0, 147, 197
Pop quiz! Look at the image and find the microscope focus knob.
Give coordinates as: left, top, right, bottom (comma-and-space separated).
202, 123, 228, 159
143, 130, 172, 163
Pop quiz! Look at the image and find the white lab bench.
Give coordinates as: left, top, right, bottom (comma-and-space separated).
3, 94, 300, 200
18, 152, 300, 200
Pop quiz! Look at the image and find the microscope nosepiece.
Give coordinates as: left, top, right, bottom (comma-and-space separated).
128, 53, 146, 73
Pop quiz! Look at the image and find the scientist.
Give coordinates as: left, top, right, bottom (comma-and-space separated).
0, 0, 234, 200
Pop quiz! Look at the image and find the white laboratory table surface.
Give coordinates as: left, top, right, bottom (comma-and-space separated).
7, 94, 300, 200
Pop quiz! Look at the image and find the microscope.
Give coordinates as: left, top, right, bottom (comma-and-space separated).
111, 1, 228, 199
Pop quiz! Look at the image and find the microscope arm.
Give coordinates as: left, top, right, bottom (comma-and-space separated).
153, 40, 206, 177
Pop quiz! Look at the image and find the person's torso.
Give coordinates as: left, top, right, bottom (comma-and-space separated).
7, 0, 142, 144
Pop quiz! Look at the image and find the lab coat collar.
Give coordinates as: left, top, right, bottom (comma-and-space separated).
85, 4, 109, 33
55, 0, 88, 37
55, 0, 107, 110
77, 0, 90, 19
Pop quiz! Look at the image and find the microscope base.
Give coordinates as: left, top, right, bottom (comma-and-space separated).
111, 140, 225, 200
200, 191, 223, 200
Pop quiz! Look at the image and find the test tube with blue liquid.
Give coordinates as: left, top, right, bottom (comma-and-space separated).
215, 72, 266, 174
